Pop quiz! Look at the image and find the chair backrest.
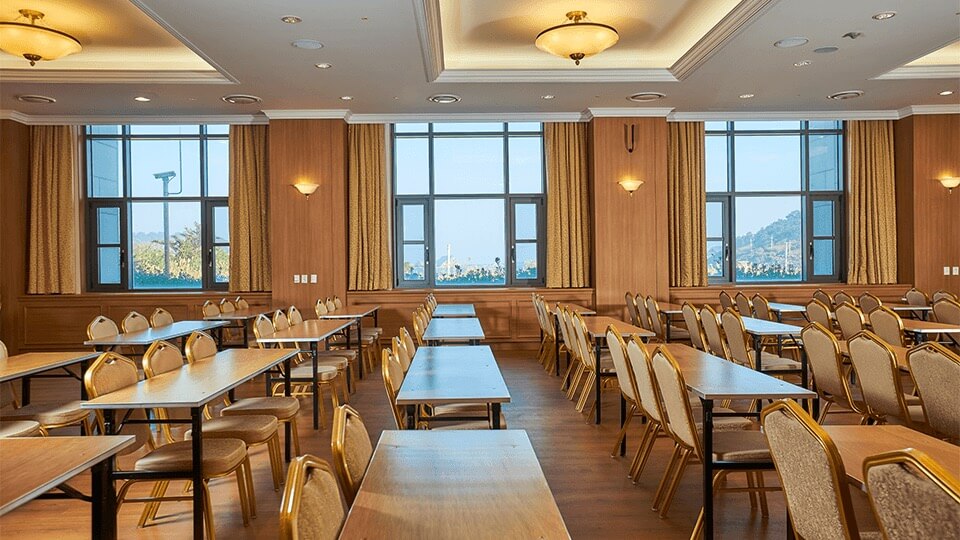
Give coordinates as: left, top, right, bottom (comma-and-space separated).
83, 352, 152, 454
279, 455, 347, 540
801, 323, 858, 413
858, 292, 882, 314
905, 288, 931, 307
699, 305, 728, 359
624, 292, 641, 327
185, 331, 218, 363
381, 349, 406, 429
411, 310, 425, 346
253, 314, 276, 347
235, 296, 250, 309
555, 307, 576, 362
399, 327, 416, 357
633, 294, 651, 330
644, 296, 665, 340
624, 336, 662, 424
718, 291, 735, 312
864, 449, 960, 540
571, 312, 595, 370
720, 309, 752, 368
847, 331, 916, 425
315, 298, 329, 316
120, 311, 149, 333
651, 347, 699, 454
535, 296, 555, 339
761, 400, 861, 540
273, 309, 292, 331
142, 340, 185, 378
834, 302, 865, 341
219, 298, 236, 313
867, 306, 905, 347
752, 294, 772, 321
201, 300, 220, 317
907, 343, 960, 440
333, 296, 343, 310
288, 305, 304, 326
735, 292, 754, 318
933, 298, 960, 326
325, 298, 337, 312
605, 326, 637, 404
834, 291, 855, 307
680, 303, 707, 351
392, 336, 412, 373
0, 340, 6, 360
150, 308, 175, 328
87, 315, 119, 340
806, 298, 834, 332
813, 289, 833, 308
932, 290, 958, 303
331, 405, 373, 506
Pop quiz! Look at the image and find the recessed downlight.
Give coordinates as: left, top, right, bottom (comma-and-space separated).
794, 60, 811, 67
774, 37, 808, 48
428, 94, 461, 104
627, 92, 666, 102
814, 46, 839, 54
291, 39, 323, 50
939, 90, 954, 96
134, 96, 151, 102
827, 90, 864, 100
339, 96, 353, 101
221, 94, 262, 105
315, 63, 332, 69
739, 93, 755, 99
17, 94, 56, 104
540, 94, 555, 100
281, 15, 302, 24
872, 11, 896, 21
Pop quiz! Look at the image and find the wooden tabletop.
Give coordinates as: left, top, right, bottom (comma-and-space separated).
549, 303, 596, 316
0, 435, 135, 516
317, 305, 381, 319
902, 319, 960, 334
767, 302, 807, 313
81, 348, 298, 410
423, 318, 485, 342
838, 341, 910, 371
0, 351, 99, 383
823, 425, 960, 490
431, 303, 477, 318
255, 318, 353, 344
741, 316, 803, 336
83, 320, 228, 347
662, 344, 815, 401
340, 430, 569, 539
581, 316, 655, 340
203, 305, 290, 321
397, 345, 510, 405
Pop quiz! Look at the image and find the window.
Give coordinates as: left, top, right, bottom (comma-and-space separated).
705, 121, 844, 283
393, 123, 545, 287
85, 125, 229, 290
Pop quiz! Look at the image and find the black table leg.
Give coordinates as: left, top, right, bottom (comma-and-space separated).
191, 407, 204, 538
554, 316, 561, 376
21, 377, 30, 406
492, 403, 502, 429
619, 395, 627, 456
94, 408, 117, 540
594, 337, 602, 424
311, 342, 319, 430
702, 399, 715, 540
242, 321, 249, 348
356, 318, 364, 379
284, 356, 292, 461
753, 335, 764, 413
406, 404, 417, 430
79, 359, 90, 400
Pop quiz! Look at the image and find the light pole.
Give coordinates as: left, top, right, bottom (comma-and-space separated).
153, 171, 177, 277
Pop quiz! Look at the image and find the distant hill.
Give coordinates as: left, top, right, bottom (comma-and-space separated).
708, 210, 802, 280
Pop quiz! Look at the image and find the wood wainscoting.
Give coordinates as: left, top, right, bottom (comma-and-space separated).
10, 292, 272, 354
669, 283, 912, 307
347, 288, 594, 349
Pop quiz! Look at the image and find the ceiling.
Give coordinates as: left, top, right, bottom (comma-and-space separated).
0, 0, 958, 120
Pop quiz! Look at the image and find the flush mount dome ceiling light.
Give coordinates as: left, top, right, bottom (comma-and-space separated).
428, 94, 461, 104
535, 11, 619, 66
827, 90, 864, 100
0, 9, 82, 66
627, 92, 666, 102
774, 37, 808, 48
221, 94, 262, 104
291, 39, 323, 49
17, 94, 55, 103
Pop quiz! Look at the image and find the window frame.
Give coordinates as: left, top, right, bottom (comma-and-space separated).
83, 125, 229, 292
391, 123, 547, 288
705, 121, 846, 284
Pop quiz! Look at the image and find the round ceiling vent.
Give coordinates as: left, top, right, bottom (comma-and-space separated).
17, 94, 56, 103
827, 90, 864, 100
627, 92, 666, 102
428, 94, 461, 104
221, 94, 262, 105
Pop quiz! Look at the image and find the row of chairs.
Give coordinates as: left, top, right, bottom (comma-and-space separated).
410, 295, 437, 345
625, 292, 690, 342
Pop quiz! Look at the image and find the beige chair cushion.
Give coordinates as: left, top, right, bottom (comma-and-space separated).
711, 431, 771, 461
867, 461, 960, 540
749, 350, 802, 371
1, 400, 89, 426
322, 349, 358, 360
135, 438, 246, 475
316, 357, 349, 370
290, 364, 339, 381
667, 326, 691, 340
221, 397, 299, 420
298, 466, 347, 539
185, 415, 277, 444
0, 420, 42, 438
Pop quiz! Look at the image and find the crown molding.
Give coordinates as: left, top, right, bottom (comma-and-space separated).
0, 110, 32, 123
348, 111, 589, 123
434, 68, 676, 83
0, 69, 232, 84
897, 104, 960, 117
668, 110, 902, 121
670, 0, 779, 81
412, 0, 444, 82
0, 110, 267, 125
586, 107, 674, 119
261, 109, 351, 120
874, 65, 960, 80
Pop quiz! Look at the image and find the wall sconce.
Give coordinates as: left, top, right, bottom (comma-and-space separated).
291, 181, 320, 198
623, 123, 636, 153
938, 176, 960, 194
618, 178, 644, 195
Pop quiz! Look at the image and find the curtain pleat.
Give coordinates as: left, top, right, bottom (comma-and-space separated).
28, 125, 79, 294
348, 124, 391, 290
846, 120, 898, 284
545, 122, 591, 288
668, 122, 707, 287
228, 124, 271, 291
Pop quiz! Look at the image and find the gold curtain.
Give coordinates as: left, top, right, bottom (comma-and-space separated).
228, 124, 271, 291
348, 124, 391, 290
846, 120, 897, 284
667, 122, 707, 287
28, 125, 79, 294
545, 122, 591, 288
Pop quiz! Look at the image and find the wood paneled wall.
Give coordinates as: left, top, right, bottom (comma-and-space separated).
589, 117, 669, 318
1, 120, 30, 355
268, 119, 348, 310
893, 114, 960, 293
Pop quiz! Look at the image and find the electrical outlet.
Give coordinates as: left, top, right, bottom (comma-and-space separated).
300, 274, 308, 283
945, 267, 951, 276
293, 274, 301, 284
310, 274, 318, 283
953, 266, 959, 276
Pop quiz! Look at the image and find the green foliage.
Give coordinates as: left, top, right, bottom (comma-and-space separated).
133, 221, 206, 288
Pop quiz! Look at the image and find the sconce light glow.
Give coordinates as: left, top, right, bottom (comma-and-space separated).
938, 176, 960, 194
291, 181, 320, 198
618, 178, 644, 195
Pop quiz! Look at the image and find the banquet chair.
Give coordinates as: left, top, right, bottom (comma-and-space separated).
806, 298, 835, 334
120, 311, 149, 333
907, 343, 960, 441
331, 405, 373, 505
634, 293, 651, 331
87, 315, 120, 340
932, 299, 960, 347
835, 302, 866, 342
571, 311, 616, 414
279, 455, 347, 540
699, 305, 729, 359
868, 306, 906, 347
219, 298, 236, 313
0, 340, 85, 435
801, 322, 868, 423
751, 294, 774, 321
392, 336, 412, 373
813, 289, 833, 308
680, 303, 708, 352
625, 291, 642, 327
150, 308, 175, 327
905, 288, 931, 307
201, 300, 220, 318
646, 296, 689, 343
847, 331, 926, 429
235, 297, 250, 309
932, 290, 958, 303
718, 291, 736, 312
605, 327, 643, 457
721, 309, 801, 375
734, 292, 754, 318
858, 292, 882, 314
834, 291, 855, 308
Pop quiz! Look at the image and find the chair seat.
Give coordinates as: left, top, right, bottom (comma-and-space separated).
185, 414, 277, 444
135, 438, 246, 475
0, 420, 42, 438
749, 351, 802, 371
667, 326, 690, 340
316, 357, 349, 370
1, 400, 89, 426
711, 430, 771, 462
221, 397, 299, 420
289, 364, 339, 381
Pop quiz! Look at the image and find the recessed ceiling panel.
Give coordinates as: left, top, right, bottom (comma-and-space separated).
905, 40, 960, 66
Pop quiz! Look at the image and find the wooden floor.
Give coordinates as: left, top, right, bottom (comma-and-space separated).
0, 347, 881, 539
